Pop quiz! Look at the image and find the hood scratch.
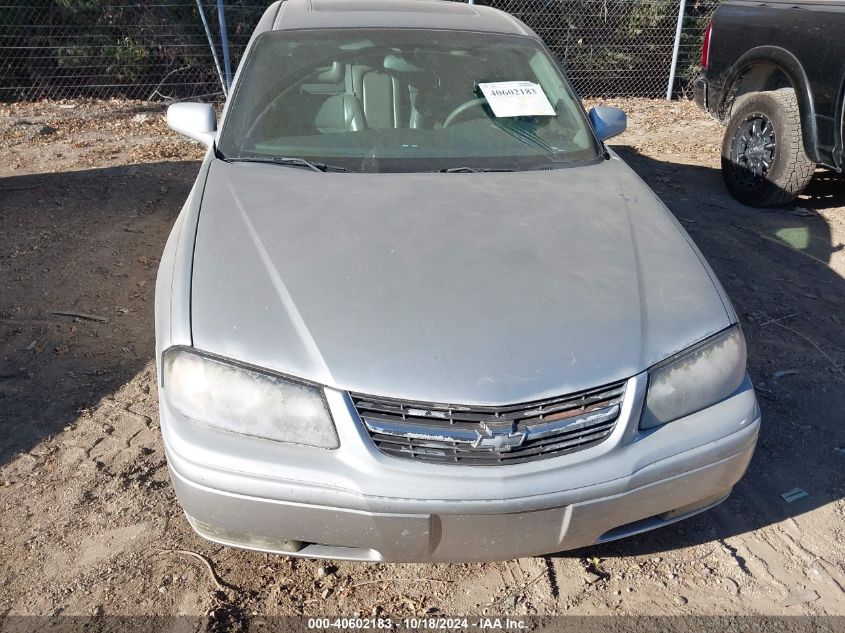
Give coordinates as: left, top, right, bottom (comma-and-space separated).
229, 181, 334, 384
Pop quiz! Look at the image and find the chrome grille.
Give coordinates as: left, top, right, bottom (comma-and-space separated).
352, 381, 626, 466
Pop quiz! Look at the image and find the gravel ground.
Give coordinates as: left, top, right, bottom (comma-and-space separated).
0, 98, 843, 625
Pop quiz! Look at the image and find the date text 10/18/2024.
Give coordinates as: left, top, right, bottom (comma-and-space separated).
308, 618, 527, 630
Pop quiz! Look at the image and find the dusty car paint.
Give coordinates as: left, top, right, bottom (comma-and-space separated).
156, 0, 759, 562
190, 158, 732, 404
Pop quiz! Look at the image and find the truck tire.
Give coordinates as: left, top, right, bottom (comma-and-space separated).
721, 87, 815, 207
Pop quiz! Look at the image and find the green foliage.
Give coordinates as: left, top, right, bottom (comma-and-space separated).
1, 0, 265, 99
626, 0, 676, 35
103, 38, 151, 81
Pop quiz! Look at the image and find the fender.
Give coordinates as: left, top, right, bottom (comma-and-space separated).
721, 46, 819, 163
834, 62, 845, 170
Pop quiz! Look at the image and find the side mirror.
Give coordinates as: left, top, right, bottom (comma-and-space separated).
588, 106, 627, 142
166, 102, 217, 147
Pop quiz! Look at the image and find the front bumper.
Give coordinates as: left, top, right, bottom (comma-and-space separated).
162, 372, 760, 562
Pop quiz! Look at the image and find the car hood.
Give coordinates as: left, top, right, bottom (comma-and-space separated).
190, 158, 731, 405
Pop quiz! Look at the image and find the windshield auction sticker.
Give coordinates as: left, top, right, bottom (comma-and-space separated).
477, 81, 555, 117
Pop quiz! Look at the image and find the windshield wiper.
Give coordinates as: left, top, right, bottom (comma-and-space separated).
436, 166, 516, 173
491, 119, 557, 157
226, 156, 350, 172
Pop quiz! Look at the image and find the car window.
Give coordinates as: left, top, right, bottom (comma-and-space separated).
217, 28, 601, 172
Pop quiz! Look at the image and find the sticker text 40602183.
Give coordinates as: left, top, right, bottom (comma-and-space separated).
488, 86, 539, 97
477, 81, 555, 117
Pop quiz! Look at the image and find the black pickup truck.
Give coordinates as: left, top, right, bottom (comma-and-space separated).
694, 0, 844, 206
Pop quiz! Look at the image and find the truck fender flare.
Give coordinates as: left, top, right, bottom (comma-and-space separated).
722, 46, 818, 163
834, 65, 845, 170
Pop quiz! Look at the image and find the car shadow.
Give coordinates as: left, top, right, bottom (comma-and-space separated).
0, 161, 199, 465
561, 147, 845, 557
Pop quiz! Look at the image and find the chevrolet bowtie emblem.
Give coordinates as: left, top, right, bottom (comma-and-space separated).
473, 421, 527, 451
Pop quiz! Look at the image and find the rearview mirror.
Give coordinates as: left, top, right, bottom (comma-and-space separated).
588, 106, 627, 142
166, 102, 217, 147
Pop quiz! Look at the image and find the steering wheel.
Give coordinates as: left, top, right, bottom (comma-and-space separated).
443, 97, 489, 128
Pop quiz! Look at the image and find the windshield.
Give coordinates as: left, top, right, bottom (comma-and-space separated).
217, 28, 601, 172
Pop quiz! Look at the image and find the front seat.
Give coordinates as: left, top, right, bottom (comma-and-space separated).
314, 93, 366, 134
350, 66, 415, 129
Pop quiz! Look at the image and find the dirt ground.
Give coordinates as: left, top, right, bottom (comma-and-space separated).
1, 97, 844, 625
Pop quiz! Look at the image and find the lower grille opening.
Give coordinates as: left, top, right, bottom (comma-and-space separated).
595, 492, 730, 543
352, 381, 626, 466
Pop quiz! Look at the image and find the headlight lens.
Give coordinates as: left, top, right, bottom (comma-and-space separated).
162, 348, 339, 448
640, 326, 747, 429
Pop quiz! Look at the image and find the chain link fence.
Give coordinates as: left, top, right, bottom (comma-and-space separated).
0, 0, 719, 103
486, 0, 718, 98
0, 1, 265, 102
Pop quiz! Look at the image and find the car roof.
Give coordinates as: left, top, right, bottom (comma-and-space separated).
257, 0, 536, 38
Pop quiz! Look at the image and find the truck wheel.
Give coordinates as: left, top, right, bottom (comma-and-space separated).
721, 87, 815, 207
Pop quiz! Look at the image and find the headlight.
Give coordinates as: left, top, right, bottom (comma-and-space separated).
640, 326, 747, 429
162, 348, 339, 448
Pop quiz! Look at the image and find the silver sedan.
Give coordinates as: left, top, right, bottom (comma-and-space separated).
156, 0, 760, 562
